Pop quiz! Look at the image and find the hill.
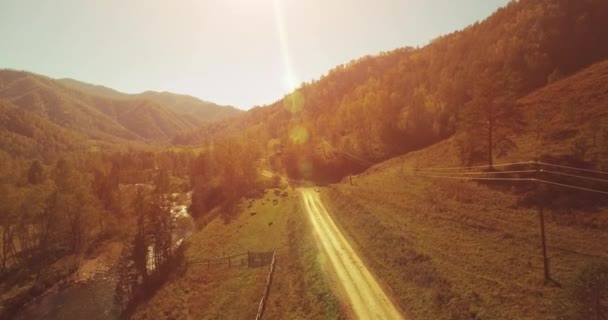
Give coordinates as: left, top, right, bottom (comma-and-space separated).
58, 78, 241, 123
513, 58, 608, 166
0, 99, 91, 159
0, 70, 138, 142
138, 91, 241, 123
57, 78, 126, 99
0, 70, 219, 158
312, 57, 608, 320
398, 58, 608, 170
176, 0, 608, 183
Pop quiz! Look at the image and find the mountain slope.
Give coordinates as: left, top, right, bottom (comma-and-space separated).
513, 58, 608, 165
177, 0, 608, 182
58, 78, 126, 99
0, 99, 91, 159
400, 58, 608, 170
0, 71, 136, 141
138, 91, 241, 122
0, 70, 199, 143
315, 57, 608, 320
58, 78, 241, 123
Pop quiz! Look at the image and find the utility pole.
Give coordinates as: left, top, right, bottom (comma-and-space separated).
538, 204, 550, 283
488, 118, 494, 170
322, 140, 327, 159
535, 161, 551, 284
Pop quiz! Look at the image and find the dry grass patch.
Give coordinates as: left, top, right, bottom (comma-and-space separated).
321, 167, 608, 320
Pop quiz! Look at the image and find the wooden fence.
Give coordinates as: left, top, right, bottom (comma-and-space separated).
255, 251, 276, 320
248, 251, 274, 268
189, 251, 274, 269
188, 250, 277, 320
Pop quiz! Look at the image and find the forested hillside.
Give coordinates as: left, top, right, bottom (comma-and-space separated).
503, 58, 608, 170
308, 58, 608, 320
177, 0, 608, 182
58, 79, 241, 123
0, 71, 137, 142
0, 70, 240, 160
0, 100, 90, 160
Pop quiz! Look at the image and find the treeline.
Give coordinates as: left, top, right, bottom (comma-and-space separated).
113, 135, 265, 315
189, 135, 264, 220
0, 129, 268, 316
175, 0, 608, 182
0, 149, 199, 316
114, 170, 186, 315
1, 158, 103, 275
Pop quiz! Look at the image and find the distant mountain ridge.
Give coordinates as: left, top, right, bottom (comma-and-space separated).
57, 78, 126, 99
57, 78, 241, 123
0, 69, 240, 159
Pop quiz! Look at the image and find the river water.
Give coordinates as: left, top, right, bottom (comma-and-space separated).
12, 192, 194, 320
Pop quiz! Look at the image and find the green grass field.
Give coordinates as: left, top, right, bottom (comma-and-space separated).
133, 187, 342, 319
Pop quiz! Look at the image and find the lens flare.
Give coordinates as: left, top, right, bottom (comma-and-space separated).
283, 90, 304, 113
273, 0, 297, 93
289, 125, 309, 145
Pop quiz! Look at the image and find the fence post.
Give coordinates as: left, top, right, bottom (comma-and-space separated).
539, 204, 550, 283
255, 251, 276, 320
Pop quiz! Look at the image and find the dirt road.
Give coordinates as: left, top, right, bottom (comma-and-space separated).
299, 188, 405, 320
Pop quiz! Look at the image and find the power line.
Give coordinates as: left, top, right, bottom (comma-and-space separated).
537, 161, 608, 175
403, 170, 608, 195
410, 169, 537, 176
372, 159, 534, 179
323, 140, 608, 176
407, 172, 608, 194
412, 173, 533, 182
323, 141, 376, 167
330, 150, 375, 167
413, 161, 534, 171
540, 169, 608, 184
341, 152, 375, 167
417, 161, 608, 174
323, 142, 608, 195
332, 151, 373, 168
327, 142, 515, 172
534, 179, 608, 196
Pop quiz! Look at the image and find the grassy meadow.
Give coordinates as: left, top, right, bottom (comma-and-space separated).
319, 151, 608, 319
133, 186, 342, 319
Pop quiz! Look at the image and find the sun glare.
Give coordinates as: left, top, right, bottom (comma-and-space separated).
273, 0, 298, 93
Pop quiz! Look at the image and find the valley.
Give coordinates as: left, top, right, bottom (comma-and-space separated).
2, 0, 608, 319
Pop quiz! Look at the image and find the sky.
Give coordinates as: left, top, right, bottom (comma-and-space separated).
0, 0, 509, 109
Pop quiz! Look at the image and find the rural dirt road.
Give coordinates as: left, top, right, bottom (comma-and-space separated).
299, 188, 406, 320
